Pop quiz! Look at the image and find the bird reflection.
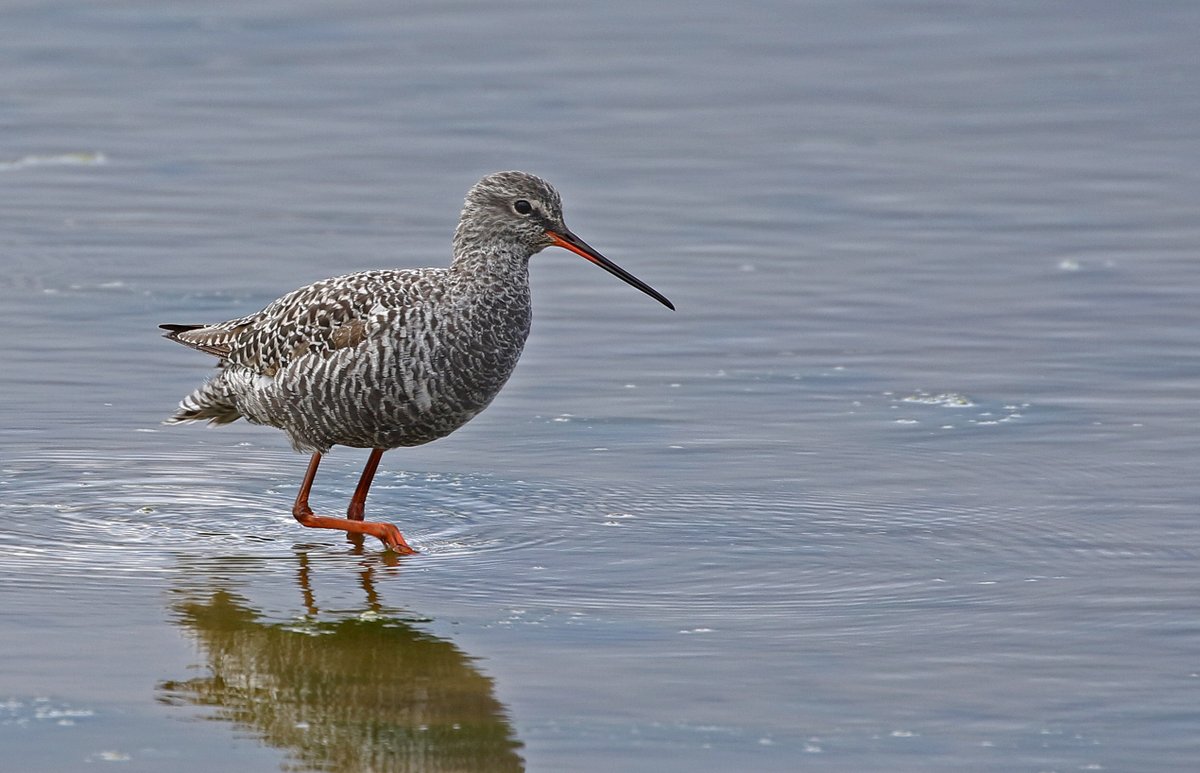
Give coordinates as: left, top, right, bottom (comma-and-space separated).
158, 553, 524, 772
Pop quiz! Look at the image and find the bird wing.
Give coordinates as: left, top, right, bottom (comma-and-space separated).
161, 269, 445, 376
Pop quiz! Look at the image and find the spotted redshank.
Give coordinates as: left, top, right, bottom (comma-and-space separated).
161, 171, 673, 553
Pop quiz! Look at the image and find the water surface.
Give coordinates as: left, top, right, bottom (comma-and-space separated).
2, 2, 1199, 771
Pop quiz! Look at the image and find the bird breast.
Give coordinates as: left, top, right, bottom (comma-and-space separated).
243, 279, 533, 452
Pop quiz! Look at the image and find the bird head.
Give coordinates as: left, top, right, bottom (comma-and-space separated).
455, 171, 674, 310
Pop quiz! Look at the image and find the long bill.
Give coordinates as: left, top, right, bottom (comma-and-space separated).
548, 228, 675, 310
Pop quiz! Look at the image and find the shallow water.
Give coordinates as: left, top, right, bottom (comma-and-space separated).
3, 2, 1199, 771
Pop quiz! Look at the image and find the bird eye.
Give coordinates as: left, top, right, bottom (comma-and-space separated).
513, 199, 533, 215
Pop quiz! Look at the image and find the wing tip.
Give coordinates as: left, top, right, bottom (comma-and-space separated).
160, 323, 203, 338
159, 323, 233, 358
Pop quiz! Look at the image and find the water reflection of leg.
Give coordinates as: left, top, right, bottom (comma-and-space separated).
295, 550, 318, 617
159, 556, 525, 771
358, 564, 383, 611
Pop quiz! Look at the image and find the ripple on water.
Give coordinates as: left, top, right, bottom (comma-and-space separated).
0, 447, 604, 592
396, 455, 1199, 641
886, 390, 1030, 429
0, 448, 286, 589
3, 448, 1189, 633
0, 697, 96, 727
0, 151, 106, 172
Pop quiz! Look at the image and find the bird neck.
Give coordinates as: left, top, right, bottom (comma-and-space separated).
450, 243, 532, 281
448, 246, 532, 310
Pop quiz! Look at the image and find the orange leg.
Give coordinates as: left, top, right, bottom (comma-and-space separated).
346, 447, 384, 521
291, 451, 417, 555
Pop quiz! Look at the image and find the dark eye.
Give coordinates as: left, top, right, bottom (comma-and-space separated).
513, 199, 533, 215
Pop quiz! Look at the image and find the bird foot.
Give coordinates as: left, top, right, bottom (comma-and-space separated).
377, 523, 418, 555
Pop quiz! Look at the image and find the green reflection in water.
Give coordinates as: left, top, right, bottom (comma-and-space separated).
159, 556, 524, 772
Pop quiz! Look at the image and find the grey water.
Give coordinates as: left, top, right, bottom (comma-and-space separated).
2, 1, 1198, 771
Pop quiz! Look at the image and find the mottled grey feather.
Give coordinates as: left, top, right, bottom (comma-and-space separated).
162, 171, 571, 454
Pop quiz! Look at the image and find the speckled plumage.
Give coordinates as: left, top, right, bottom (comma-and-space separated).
161, 171, 672, 553
165, 264, 530, 453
